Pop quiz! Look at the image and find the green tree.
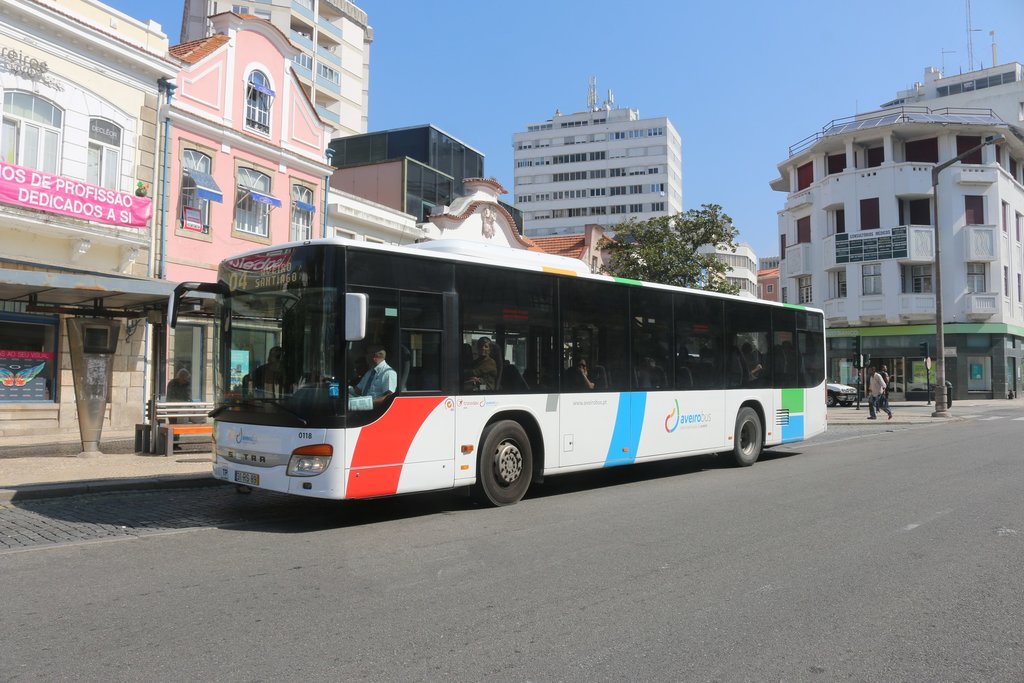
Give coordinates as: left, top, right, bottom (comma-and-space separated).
599, 203, 740, 294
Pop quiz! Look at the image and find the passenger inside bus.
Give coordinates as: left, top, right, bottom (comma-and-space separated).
468, 337, 499, 390
251, 346, 286, 397
563, 358, 595, 391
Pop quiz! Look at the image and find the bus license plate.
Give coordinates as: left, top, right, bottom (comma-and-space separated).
234, 470, 259, 486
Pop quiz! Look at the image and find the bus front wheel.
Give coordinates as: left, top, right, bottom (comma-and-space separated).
730, 407, 763, 467
476, 420, 533, 506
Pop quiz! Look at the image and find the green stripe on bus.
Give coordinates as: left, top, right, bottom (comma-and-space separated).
782, 388, 804, 413
612, 277, 644, 286
783, 303, 807, 310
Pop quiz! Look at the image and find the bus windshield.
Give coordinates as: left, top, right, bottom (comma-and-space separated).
213, 247, 344, 426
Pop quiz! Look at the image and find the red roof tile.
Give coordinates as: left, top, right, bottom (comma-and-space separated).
169, 35, 230, 64
531, 235, 587, 259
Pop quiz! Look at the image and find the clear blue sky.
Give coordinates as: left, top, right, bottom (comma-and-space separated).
107, 0, 1024, 259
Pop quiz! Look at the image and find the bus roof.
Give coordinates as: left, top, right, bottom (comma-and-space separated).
220, 237, 823, 316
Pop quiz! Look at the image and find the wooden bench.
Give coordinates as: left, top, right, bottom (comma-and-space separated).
147, 400, 214, 455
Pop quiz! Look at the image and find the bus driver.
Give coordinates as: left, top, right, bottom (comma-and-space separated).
349, 347, 397, 410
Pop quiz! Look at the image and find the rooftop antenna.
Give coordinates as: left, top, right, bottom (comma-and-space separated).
940, 48, 955, 75
965, 0, 982, 70
606, 88, 615, 109
587, 76, 597, 110
990, 30, 997, 67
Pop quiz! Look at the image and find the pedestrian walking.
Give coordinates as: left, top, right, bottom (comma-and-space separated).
867, 366, 893, 420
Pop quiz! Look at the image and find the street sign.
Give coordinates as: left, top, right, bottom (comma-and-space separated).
925, 357, 932, 370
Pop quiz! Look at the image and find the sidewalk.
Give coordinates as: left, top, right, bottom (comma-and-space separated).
1, 399, 1017, 502
0, 429, 218, 503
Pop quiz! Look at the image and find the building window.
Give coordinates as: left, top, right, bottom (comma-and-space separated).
1017, 212, 1023, 241
797, 276, 812, 304
862, 263, 882, 295
902, 264, 932, 293
293, 52, 312, 70
766, 284, 774, 293
781, 287, 788, 303
827, 207, 845, 236
966, 262, 986, 293
826, 153, 846, 175
316, 62, 340, 86
291, 184, 315, 241
796, 161, 813, 190
0, 314, 59, 403
180, 150, 214, 233
905, 137, 939, 163
629, 204, 643, 213
244, 70, 274, 135
1004, 266, 1010, 297
235, 167, 272, 237
1018, 273, 1022, 302
86, 119, 122, 189
831, 270, 847, 298
1002, 201, 1010, 233
899, 198, 931, 226
860, 197, 880, 230
964, 195, 984, 225
796, 216, 811, 243
2, 91, 63, 173
956, 135, 983, 164
866, 146, 884, 168
650, 202, 665, 212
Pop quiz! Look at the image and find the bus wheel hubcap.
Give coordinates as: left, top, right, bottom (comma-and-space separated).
495, 441, 522, 484
740, 422, 755, 455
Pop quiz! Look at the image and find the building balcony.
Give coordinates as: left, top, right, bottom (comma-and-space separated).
316, 74, 341, 97
822, 297, 846, 324
316, 16, 344, 44
291, 0, 315, 23
955, 166, 998, 185
317, 44, 342, 68
784, 242, 814, 277
898, 224, 935, 263
292, 62, 313, 83
898, 293, 935, 322
857, 295, 886, 323
964, 292, 999, 320
315, 104, 340, 125
290, 30, 313, 51
891, 163, 933, 196
785, 187, 813, 210
964, 225, 997, 261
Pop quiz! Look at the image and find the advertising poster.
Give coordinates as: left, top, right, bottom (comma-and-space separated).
230, 349, 250, 391
0, 350, 53, 401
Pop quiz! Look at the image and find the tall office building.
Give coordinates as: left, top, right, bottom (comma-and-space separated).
181, 0, 371, 136
513, 91, 682, 237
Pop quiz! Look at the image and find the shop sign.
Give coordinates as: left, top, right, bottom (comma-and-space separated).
0, 46, 63, 91
182, 206, 204, 232
0, 159, 152, 228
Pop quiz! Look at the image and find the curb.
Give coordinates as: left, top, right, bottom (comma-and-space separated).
0, 473, 228, 504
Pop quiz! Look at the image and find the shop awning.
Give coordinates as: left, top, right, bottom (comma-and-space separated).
294, 199, 316, 213
249, 190, 282, 209
0, 266, 176, 315
185, 169, 223, 203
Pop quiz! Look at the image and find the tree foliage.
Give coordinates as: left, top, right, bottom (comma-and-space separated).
599, 204, 740, 294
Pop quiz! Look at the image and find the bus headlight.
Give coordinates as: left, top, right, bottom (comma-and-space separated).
287, 444, 333, 476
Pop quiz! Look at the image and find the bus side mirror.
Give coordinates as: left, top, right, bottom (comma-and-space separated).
345, 293, 367, 341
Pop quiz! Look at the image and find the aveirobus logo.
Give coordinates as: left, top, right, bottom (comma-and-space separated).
664, 400, 712, 433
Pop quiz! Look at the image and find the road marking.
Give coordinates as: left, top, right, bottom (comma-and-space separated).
1014, 417, 1024, 421
900, 509, 953, 533
903, 524, 920, 531
995, 527, 1018, 536
978, 416, 1004, 421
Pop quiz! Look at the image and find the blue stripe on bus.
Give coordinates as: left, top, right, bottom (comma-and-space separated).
605, 393, 647, 467
781, 415, 805, 443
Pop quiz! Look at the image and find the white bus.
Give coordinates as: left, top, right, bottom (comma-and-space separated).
170, 239, 826, 506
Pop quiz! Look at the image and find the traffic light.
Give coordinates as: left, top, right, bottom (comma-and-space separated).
918, 341, 929, 357
852, 337, 862, 368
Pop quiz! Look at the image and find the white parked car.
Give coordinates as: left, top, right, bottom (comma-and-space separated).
826, 381, 858, 407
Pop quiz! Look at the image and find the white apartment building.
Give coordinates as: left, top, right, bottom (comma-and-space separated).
698, 243, 759, 299
772, 62, 1024, 401
513, 104, 682, 237
181, 0, 371, 136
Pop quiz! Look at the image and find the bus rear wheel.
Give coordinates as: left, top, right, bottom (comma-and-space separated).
476, 420, 533, 506
730, 406, 763, 467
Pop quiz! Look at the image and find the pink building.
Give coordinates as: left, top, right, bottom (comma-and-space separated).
162, 13, 331, 399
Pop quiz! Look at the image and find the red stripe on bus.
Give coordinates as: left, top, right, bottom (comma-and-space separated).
347, 396, 445, 498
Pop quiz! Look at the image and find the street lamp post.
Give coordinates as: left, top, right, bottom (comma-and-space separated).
929, 133, 1004, 417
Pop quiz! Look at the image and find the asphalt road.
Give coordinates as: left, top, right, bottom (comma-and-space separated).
1, 412, 1022, 681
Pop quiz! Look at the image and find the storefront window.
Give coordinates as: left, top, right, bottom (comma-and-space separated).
169, 324, 204, 401
967, 356, 991, 392
0, 315, 58, 402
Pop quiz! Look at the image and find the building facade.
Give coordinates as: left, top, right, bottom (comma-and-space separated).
0, 0, 176, 444
758, 267, 780, 302
181, 0, 371, 137
513, 103, 682, 237
773, 63, 1024, 400
163, 12, 331, 402
698, 243, 759, 299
